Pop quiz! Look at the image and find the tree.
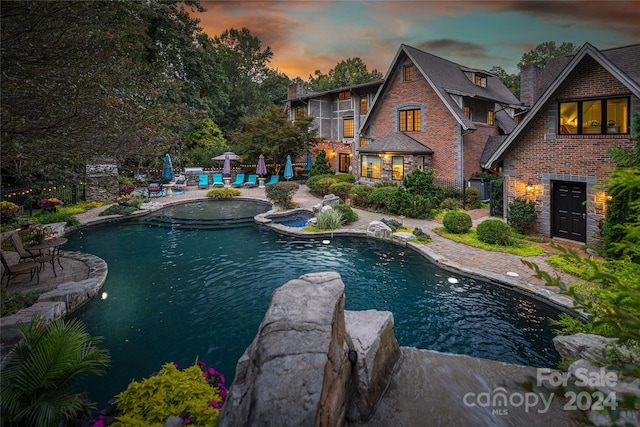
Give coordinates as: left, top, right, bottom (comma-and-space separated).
489, 66, 520, 99
517, 41, 579, 70
231, 105, 319, 173
308, 149, 333, 177
308, 57, 383, 92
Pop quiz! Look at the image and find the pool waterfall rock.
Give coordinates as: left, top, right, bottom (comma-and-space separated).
218, 271, 401, 426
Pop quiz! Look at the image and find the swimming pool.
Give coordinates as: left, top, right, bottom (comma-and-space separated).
66, 200, 563, 408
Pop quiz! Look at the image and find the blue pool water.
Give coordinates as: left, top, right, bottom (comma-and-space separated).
65, 200, 563, 408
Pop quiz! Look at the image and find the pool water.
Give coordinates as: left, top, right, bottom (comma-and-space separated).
268, 210, 315, 227
65, 201, 563, 408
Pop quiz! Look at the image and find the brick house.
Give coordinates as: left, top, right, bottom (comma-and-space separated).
482, 43, 640, 245
286, 80, 383, 173
357, 44, 522, 185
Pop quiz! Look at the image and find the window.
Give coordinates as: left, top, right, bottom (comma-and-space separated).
399, 109, 421, 132
404, 65, 414, 81
416, 156, 425, 171
294, 107, 305, 120
361, 155, 381, 178
392, 156, 404, 180
360, 98, 367, 115
474, 74, 487, 88
463, 106, 471, 119
487, 110, 494, 126
343, 118, 354, 138
338, 91, 351, 100
360, 138, 368, 147
559, 97, 629, 135
514, 115, 520, 124
339, 153, 350, 173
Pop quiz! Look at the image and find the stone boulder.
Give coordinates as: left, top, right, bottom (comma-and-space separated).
323, 194, 341, 208
553, 333, 619, 363
367, 221, 392, 240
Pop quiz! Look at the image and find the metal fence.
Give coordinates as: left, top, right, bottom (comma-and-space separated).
1, 183, 86, 214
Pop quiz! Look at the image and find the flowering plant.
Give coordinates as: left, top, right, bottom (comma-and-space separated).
115, 194, 132, 205
27, 224, 56, 244
119, 185, 135, 194
38, 197, 64, 212
0, 201, 20, 223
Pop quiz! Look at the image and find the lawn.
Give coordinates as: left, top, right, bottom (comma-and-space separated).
432, 227, 547, 257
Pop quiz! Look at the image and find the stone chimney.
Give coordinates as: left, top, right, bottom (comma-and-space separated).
520, 64, 542, 108
288, 80, 306, 99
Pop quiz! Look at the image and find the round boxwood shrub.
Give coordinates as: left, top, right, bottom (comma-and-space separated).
507, 196, 537, 234
440, 197, 461, 211
442, 211, 472, 234
349, 185, 374, 207
476, 219, 512, 246
333, 203, 358, 223
328, 182, 353, 200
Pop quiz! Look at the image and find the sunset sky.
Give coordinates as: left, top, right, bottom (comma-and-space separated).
192, 0, 640, 80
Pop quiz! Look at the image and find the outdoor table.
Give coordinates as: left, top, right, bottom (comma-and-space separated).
258, 177, 266, 188
25, 237, 67, 276
164, 183, 175, 196
223, 177, 232, 188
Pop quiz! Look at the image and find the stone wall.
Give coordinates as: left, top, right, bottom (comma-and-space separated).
218, 272, 400, 426
85, 160, 118, 202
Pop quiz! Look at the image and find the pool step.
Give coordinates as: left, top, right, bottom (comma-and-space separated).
145, 215, 254, 230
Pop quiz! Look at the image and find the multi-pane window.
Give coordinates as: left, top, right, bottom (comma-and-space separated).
463, 106, 471, 119
338, 91, 351, 100
338, 153, 350, 173
343, 118, 354, 138
487, 110, 494, 126
360, 98, 367, 115
474, 74, 487, 88
404, 65, 414, 81
294, 107, 305, 120
559, 97, 629, 135
360, 138, 368, 147
361, 155, 381, 178
392, 156, 404, 180
399, 109, 421, 132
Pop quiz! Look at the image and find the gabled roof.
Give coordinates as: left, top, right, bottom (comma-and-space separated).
359, 132, 433, 154
284, 80, 384, 102
361, 44, 520, 132
481, 43, 640, 169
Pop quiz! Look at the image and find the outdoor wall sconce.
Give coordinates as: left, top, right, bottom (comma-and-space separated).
525, 180, 534, 195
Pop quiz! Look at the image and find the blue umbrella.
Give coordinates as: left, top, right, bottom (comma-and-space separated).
162, 154, 174, 180
284, 155, 294, 180
305, 152, 312, 172
223, 154, 231, 176
256, 154, 267, 177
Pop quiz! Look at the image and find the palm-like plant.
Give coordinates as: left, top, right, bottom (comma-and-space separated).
0, 315, 110, 427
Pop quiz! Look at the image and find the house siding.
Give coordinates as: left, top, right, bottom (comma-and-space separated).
504, 57, 637, 245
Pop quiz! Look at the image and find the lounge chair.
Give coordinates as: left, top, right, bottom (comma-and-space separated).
212, 173, 224, 187
231, 173, 245, 187
1, 251, 39, 288
173, 175, 188, 192
198, 174, 209, 189
243, 174, 258, 187
266, 175, 280, 186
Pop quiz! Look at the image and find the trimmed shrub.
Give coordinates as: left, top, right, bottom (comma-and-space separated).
328, 182, 353, 200
380, 218, 402, 232
507, 197, 537, 234
317, 177, 338, 195
440, 197, 461, 210
333, 203, 358, 223
442, 211, 472, 234
476, 219, 512, 246
464, 186, 483, 209
206, 188, 241, 199
334, 174, 356, 183
1, 201, 20, 223
412, 227, 431, 243
368, 185, 399, 210
349, 185, 374, 207
265, 182, 299, 208
315, 208, 343, 230
308, 150, 333, 177
389, 190, 437, 219
100, 204, 136, 216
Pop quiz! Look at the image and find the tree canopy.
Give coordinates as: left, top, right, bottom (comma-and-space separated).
517, 41, 579, 70
308, 57, 383, 92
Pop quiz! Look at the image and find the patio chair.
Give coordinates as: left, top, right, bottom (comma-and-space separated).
1, 251, 40, 288
11, 233, 60, 276
173, 175, 188, 192
198, 174, 209, 189
212, 173, 224, 187
231, 173, 245, 187
266, 175, 280, 186
243, 174, 258, 187
147, 182, 164, 198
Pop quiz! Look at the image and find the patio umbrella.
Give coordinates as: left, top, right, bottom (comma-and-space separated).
212, 151, 241, 161
223, 154, 231, 176
256, 154, 267, 177
305, 151, 313, 172
284, 155, 294, 180
162, 153, 174, 180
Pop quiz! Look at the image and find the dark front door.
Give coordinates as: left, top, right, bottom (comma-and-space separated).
551, 181, 586, 242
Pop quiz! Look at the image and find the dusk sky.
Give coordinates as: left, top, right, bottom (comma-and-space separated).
192, 0, 640, 80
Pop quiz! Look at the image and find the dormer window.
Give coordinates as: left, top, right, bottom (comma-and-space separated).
474, 74, 487, 88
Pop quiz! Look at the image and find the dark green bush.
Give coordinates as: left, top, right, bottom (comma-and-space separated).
308, 150, 334, 177
464, 187, 483, 209
334, 174, 356, 183
349, 185, 374, 207
412, 227, 431, 242
380, 218, 402, 231
265, 182, 299, 209
328, 182, 353, 200
442, 211, 472, 234
476, 219, 512, 245
507, 197, 538, 234
333, 203, 358, 223
440, 197, 461, 210
389, 190, 437, 219
99, 204, 136, 216
368, 185, 399, 210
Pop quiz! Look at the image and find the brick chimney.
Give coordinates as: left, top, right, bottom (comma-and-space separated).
288, 81, 306, 99
520, 64, 542, 107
